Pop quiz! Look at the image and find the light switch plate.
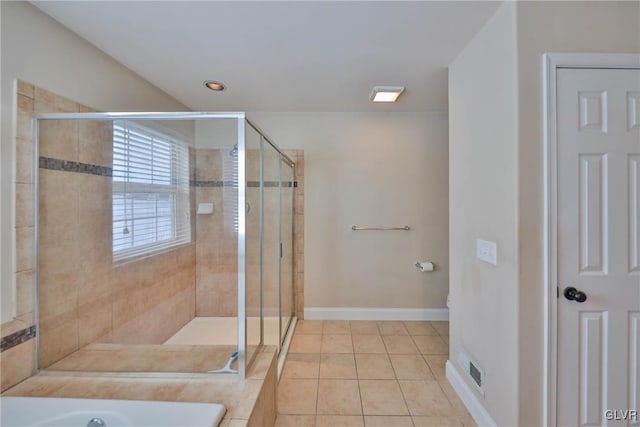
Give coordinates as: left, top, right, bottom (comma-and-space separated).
476, 239, 497, 265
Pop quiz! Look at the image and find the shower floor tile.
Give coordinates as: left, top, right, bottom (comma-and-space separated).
165, 316, 283, 346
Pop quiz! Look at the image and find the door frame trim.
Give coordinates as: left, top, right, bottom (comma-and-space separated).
543, 53, 640, 427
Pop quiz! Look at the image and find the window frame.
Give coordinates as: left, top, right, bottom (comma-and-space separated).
111, 120, 191, 262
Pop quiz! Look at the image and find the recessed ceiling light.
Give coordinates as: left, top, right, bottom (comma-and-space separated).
370, 86, 405, 103
204, 81, 226, 91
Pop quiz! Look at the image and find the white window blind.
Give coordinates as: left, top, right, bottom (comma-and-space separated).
112, 120, 191, 262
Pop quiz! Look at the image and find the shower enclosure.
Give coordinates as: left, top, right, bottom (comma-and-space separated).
34, 112, 295, 378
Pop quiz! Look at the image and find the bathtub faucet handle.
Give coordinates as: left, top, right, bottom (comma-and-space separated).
87, 418, 106, 427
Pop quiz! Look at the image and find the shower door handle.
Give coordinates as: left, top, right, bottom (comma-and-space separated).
280, 242, 283, 258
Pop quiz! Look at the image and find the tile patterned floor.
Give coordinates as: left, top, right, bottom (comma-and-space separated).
276, 320, 477, 427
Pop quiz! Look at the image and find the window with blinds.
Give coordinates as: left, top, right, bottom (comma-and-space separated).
112, 120, 191, 262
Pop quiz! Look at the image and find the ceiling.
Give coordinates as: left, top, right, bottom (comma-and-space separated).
33, 1, 501, 112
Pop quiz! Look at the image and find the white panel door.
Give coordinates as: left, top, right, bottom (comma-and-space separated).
557, 68, 640, 427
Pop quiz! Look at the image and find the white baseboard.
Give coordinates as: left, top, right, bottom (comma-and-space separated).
446, 360, 497, 427
304, 307, 449, 321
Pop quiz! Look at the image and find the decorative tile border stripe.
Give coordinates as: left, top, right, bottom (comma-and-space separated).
39, 157, 112, 177
194, 180, 297, 188
260, 181, 296, 188
37, 160, 298, 189
1, 325, 36, 352
247, 181, 296, 188
191, 180, 237, 187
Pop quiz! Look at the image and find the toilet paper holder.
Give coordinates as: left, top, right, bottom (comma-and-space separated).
415, 261, 435, 272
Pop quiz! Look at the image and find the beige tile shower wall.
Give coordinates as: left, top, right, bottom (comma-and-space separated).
194, 147, 304, 321
285, 150, 305, 320
2, 81, 39, 391
0, 330, 35, 392
108, 247, 196, 346
6, 82, 197, 371
195, 148, 239, 317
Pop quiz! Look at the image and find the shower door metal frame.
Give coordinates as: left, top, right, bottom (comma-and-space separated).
32, 112, 256, 378
279, 155, 295, 348
245, 120, 296, 352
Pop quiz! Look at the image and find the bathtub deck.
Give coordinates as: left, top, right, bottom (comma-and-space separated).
3, 346, 278, 427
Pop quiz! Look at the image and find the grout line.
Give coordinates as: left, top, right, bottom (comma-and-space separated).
313, 376, 319, 419
314, 329, 323, 417
395, 365, 413, 419
380, 335, 391, 354
408, 334, 420, 353
421, 354, 438, 380
375, 321, 383, 335
355, 352, 365, 420
387, 349, 401, 383
434, 377, 458, 414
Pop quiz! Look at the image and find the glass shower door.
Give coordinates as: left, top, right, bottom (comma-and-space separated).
245, 124, 262, 364
261, 139, 281, 347
280, 157, 294, 345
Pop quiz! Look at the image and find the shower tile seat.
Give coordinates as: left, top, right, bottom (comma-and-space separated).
47, 344, 246, 373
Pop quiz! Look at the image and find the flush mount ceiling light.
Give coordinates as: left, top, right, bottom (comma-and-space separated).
204, 81, 226, 91
370, 86, 405, 103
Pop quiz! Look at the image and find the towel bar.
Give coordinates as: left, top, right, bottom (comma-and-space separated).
351, 225, 410, 231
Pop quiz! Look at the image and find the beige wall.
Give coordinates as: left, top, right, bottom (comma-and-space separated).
449, 1, 640, 426
0, 1, 188, 323
448, 3, 519, 427
0, 0, 187, 391
515, 2, 640, 426
250, 112, 449, 311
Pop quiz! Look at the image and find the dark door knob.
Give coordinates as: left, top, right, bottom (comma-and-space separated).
564, 286, 587, 303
